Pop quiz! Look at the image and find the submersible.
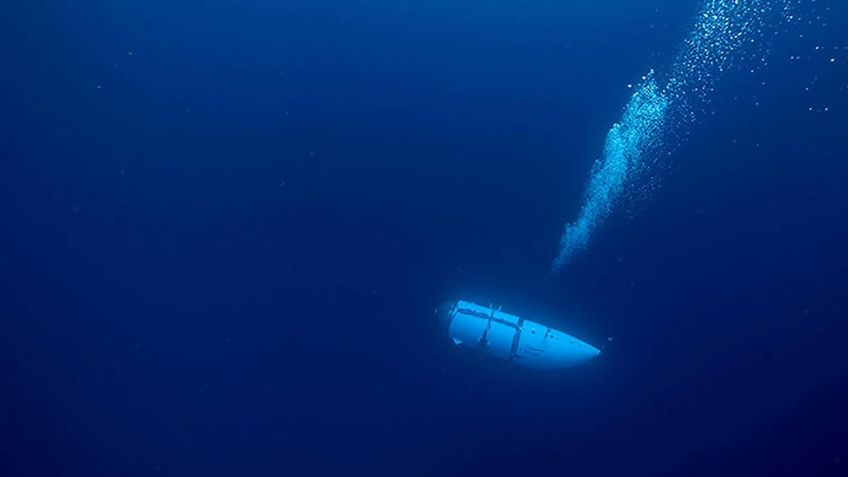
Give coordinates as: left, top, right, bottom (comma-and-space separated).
436, 300, 601, 369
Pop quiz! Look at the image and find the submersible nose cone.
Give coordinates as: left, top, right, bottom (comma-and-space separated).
575, 340, 602, 361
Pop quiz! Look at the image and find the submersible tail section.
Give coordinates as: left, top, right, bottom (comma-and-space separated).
436, 300, 600, 369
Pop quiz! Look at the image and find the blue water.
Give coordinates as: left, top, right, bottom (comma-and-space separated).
2, 1, 847, 475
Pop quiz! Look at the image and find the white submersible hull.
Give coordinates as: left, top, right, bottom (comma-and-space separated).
437, 300, 600, 369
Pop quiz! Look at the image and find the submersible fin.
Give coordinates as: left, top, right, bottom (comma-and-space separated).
436, 300, 600, 369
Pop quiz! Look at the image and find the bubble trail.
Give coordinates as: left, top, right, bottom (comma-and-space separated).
551, 0, 787, 273
552, 75, 669, 270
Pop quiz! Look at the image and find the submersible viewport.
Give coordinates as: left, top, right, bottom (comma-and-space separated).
436, 300, 601, 369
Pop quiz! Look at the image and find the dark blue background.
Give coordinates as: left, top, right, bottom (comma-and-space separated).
2, 1, 847, 475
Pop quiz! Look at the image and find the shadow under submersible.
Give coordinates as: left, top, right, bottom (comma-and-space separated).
437, 300, 600, 369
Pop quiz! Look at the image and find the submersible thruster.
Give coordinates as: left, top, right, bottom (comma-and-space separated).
436, 300, 600, 369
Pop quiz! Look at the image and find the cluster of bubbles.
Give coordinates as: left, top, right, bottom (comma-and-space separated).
671, 0, 772, 105
551, 0, 800, 273
552, 74, 669, 270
